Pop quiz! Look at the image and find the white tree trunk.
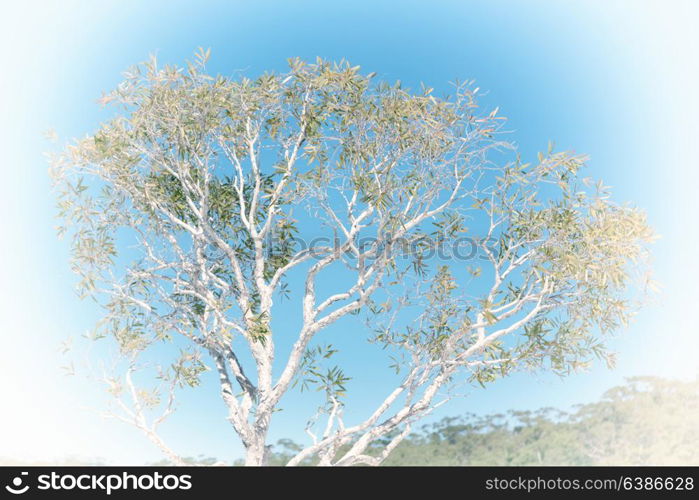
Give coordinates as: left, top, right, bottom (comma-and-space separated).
244, 431, 270, 466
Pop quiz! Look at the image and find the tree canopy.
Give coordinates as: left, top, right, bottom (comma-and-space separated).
50, 51, 654, 465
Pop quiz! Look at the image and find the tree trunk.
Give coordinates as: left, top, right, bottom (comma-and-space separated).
244, 432, 270, 466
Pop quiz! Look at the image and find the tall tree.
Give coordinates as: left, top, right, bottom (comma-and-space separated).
50, 51, 653, 466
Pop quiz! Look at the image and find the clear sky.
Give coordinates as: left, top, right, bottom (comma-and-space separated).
1, 0, 697, 464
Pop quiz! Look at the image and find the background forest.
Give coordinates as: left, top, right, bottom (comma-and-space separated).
264, 377, 698, 466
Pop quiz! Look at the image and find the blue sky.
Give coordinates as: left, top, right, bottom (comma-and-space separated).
1, 0, 697, 464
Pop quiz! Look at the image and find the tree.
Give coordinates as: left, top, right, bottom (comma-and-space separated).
49, 50, 654, 466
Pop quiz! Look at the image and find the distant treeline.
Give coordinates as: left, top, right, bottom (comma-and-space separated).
263, 376, 699, 466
